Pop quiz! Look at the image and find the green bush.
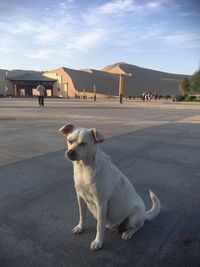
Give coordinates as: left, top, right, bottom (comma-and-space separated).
175, 94, 198, 102
185, 95, 197, 101
175, 94, 187, 101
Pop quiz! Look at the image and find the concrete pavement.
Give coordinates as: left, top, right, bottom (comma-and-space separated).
0, 98, 200, 266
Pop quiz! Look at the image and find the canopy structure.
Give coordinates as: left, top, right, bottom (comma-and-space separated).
6, 72, 56, 96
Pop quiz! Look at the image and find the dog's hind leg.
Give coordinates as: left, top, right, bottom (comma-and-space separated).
121, 206, 145, 240
121, 226, 141, 240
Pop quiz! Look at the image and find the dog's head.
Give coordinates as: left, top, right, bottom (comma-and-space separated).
59, 124, 104, 162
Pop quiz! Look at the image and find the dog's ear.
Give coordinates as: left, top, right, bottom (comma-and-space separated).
59, 124, 74, 137
90, 128, 104, 143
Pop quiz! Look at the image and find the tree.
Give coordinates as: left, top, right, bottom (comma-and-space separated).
179, 77, 190, 95
190, 69, 200, 92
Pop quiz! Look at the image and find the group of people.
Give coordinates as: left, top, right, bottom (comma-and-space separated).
142, 92, 158, 101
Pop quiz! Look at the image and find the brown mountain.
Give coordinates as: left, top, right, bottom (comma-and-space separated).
101, 62, 188, 96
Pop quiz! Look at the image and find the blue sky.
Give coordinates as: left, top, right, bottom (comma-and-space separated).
0, 0, 199, 74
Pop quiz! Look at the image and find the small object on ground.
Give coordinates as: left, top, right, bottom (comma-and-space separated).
181, 234, 191, 244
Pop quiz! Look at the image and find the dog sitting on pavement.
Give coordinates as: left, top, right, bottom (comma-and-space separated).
59, 124, 161, 251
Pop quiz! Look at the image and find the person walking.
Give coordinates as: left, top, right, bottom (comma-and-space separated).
37, 83, 46, 107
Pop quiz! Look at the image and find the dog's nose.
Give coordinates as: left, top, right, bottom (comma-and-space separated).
66, 149, 76, 160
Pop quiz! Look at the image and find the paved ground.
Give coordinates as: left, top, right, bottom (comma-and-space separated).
0, 98, 200, 267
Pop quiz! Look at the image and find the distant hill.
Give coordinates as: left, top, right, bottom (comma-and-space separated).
101, 62, 189, 96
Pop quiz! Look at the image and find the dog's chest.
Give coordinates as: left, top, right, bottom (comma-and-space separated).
74, 162, 94, 185
76, 184, 96, 207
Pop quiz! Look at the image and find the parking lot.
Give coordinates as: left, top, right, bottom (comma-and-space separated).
0, 98, 200, 266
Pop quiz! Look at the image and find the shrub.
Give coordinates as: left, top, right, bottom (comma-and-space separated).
175, 94, 187, 101
185, 95, 197, 101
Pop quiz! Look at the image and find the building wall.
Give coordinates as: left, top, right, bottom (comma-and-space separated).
43, 68, 109, 98
43, 72, 62, 96
44, 68, 77, 98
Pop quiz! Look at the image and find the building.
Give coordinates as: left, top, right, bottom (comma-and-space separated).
4, 71, 56, 97
44, 67, 117, 98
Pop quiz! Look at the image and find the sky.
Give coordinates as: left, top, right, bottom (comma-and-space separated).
0, 0, 199, 74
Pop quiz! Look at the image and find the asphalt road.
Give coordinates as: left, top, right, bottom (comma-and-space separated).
0, 98, 200, 267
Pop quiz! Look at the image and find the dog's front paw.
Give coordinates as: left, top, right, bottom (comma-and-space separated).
90, 240, 102, 251
72, 225, 84, 234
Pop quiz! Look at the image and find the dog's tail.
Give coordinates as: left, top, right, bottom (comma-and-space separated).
145, 190, 161, 221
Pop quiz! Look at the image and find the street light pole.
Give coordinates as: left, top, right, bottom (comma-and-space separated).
64, 82, 68, 99
119, 74, 123, 104
118, 73, 132, 104
93, 84, 96, 101
66, 82, 68, 98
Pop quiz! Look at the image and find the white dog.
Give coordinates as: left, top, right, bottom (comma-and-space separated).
59, 124, 161, 251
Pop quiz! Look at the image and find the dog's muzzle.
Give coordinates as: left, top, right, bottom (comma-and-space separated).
65, 149, 77, 161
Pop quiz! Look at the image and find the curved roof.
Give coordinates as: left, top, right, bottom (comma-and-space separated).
6, 71, 56, 82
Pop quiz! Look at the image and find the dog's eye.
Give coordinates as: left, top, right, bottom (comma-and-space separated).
79, 142, 87, 146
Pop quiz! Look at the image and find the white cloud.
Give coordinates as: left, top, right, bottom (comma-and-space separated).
164, 32, 200, 47
97, 0, 138, 14
0, 38, 14, 52
58, 0, 74, 10
146, 1, 163, 9
96, 0, 166, 14
65, 29, 106, 51
26, 48, 55, 59
0, 20, 35, 35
